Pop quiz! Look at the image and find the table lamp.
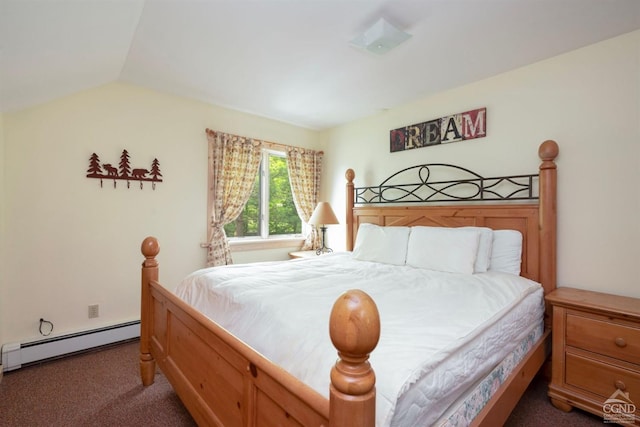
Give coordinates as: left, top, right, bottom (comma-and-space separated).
309, 202, 339, 255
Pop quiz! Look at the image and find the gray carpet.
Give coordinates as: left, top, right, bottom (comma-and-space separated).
506, 374, 605, 427
0, 340, 195, 427
0, 340, 606, 426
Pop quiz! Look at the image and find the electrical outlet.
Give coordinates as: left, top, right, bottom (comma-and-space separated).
88, 304, 99, 319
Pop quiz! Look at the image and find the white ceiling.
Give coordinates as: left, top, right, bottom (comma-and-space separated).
1, 0, 639, 130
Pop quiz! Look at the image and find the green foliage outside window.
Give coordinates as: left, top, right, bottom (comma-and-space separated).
224, 154, 301, 238
268, 156, 302, 234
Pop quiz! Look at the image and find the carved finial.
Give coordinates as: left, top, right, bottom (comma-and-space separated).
345, 169, 355, 184
539, 140, 559, 162
141, 236, 159, 267
329, 290, 380, 396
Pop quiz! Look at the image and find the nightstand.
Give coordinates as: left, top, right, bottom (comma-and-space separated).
546, 287, 640, 424
288, 250, 320, 259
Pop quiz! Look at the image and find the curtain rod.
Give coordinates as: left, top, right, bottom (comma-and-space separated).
205, 128, 323, 154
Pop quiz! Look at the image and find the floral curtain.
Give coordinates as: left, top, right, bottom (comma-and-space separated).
206, 129, 263, 266
286, 147, 323, 250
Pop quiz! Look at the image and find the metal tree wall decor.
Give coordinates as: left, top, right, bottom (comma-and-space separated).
86, 149, 163, 189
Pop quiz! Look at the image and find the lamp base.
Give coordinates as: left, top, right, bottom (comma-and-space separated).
316, 246, 333, 255
316, 226, 333, 255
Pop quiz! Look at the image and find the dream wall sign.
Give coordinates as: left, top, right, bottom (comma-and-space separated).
86, 149, 163, 189
390, 107, 486, 153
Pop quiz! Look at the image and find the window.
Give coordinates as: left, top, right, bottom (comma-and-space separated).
224, 149, 302, 239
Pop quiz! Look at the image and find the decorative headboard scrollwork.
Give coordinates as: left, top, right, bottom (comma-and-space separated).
354, 164, 538, 204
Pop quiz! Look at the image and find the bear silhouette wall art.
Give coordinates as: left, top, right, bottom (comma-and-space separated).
86, 149, 163, 189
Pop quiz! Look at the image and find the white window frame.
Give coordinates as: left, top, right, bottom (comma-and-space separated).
226, 148, 305, 250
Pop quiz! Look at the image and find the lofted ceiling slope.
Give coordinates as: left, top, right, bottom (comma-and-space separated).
1, 0, 639, 130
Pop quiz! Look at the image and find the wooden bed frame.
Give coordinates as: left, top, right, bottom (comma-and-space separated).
139, 140, 559, 426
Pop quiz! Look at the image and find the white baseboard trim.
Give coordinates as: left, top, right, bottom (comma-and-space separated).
1, 320, 140, 371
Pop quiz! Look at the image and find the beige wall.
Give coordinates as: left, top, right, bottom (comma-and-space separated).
322, 30, 640, 299
2, 83, 321, 344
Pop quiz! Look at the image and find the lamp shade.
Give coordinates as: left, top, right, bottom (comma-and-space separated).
309, 202, 339, 226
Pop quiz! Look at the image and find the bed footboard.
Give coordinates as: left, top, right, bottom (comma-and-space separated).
140, 237, 380, 427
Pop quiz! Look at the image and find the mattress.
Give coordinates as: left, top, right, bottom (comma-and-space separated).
436, 322, 544, 426
175, 252, 544, 427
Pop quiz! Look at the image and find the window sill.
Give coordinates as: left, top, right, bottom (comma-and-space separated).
228, 237, 305, 252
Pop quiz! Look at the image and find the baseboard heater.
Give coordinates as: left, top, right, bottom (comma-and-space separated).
1, 320, 140, 372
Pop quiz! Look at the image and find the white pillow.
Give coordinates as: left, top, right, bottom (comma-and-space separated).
406, 226, 480, 274
460, 226, 493, 273
352, 223, 411, 266
489, 230, 523, 275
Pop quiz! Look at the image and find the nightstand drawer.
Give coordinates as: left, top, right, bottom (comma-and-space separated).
547, 288, 640, 419
566, 352, 640, 399
566, 313, 640, 364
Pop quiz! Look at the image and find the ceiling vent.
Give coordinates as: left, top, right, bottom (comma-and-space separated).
350, 18, 412, 55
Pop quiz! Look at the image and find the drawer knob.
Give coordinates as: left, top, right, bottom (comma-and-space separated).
615, 380, 627, 391
614, 337, 627, 348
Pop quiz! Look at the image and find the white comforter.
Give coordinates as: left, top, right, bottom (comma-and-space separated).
175, 252, 543, 427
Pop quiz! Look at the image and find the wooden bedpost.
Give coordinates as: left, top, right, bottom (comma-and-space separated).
329, 289, 380, 427
538, 140, 559, 328
345, 169, 355, 251
140, 236, 159, 386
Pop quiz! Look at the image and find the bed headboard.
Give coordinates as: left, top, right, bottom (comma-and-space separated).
345, 140, 558, 299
